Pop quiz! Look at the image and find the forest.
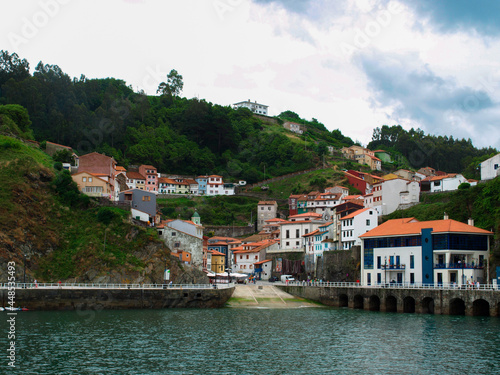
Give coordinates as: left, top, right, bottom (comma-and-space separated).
0, 50, 497, 182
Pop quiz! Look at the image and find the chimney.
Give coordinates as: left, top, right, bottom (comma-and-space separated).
443, 212, 449, 220
468, 218, 474, 226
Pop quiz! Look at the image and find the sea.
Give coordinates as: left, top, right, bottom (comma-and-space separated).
2, 307, 500, 374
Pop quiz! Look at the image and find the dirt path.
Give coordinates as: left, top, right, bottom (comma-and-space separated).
226, 284, 320, 309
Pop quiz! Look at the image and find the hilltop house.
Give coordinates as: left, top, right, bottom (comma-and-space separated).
126, 171, 146, 191
233, 99, 269, 115
372, 178, 420, 215
421, 174, 468, 193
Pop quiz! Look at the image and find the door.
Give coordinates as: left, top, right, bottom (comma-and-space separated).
450, 272, 457, 283
397, 273, 402, 284
437, 273, 443, 285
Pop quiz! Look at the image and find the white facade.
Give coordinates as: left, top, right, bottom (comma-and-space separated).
429, 174, 468, 193
278, 220, 323, 252
480, 153, 500, 181
340, 208, 377, 250
165, 219, 203, 239
131, 208, 149, 222
233, 100, 269, 115
373, 178, 420, 215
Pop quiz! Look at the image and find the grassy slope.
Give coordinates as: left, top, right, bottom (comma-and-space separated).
0, 136, 168, 282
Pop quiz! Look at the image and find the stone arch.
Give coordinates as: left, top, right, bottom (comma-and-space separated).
369, 295, 380, 311
338, 294, 348, 307
403, 296, 416, 313
385, 296, 397, 313
449, 298, 466, 315
353, 294, 364, 309
421, 297, 434, 314
472, 299, 490, 317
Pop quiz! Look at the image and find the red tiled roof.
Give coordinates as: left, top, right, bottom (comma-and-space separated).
302, 229, 320, 237
360, 218, 492, 238
127, 171, 146, 180
254, 259, 272, 265
209, 250, 225, 256
258, 201, 277, 205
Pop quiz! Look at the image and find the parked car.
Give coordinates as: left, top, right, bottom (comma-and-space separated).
269, 276, 279, 282
280, 275, 295, 283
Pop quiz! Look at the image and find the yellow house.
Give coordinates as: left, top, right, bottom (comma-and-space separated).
174, 178, 190, 194
72, 171, 112, 198
209, 250, 225, 273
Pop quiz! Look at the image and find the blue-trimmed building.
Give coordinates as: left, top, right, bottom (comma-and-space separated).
360, 217, 492, 286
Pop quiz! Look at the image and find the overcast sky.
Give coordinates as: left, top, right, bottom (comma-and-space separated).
1, 0, 499, 149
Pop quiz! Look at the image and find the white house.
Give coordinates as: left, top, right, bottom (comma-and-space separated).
257, 201, 278, 231
428, 174, 468, 193
340, 208, 378, 250
233, 99, 269, 115
275, 213, 324, 253
480, 153, 500, 181
372, 178, 420, 215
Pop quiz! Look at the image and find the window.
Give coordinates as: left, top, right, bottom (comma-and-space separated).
377, 273, 381, 284
83, 177, 87, 182
142, 196, 151, 201
366, 219, 370, 226
268, 207, 271, 210
305, 229, 309, 235
172, 232, 176, 236
296, 241, 299, 246
255, 256, 258, 259
88, 177, 93, 182
296, 229, 300, 238
286, 242, 290, 246
246, 255, 249, 259
286, 230, 290, 239
261, 207, 264, 210
174, 242, 180, 248
377, 256, 381, 269
410, 255, 414, 269
495, 164, 499, 170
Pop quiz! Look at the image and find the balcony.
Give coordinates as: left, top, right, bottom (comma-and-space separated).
382, 264, 406, 270
434, 263, 483, 269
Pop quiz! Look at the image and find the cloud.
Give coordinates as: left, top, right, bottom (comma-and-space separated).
401, 0, 500, 36
356, 51, 500, 147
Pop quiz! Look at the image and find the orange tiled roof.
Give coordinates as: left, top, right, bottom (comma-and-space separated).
127, 171, 146, 180
360, 218, 492, 238
341, 207, 372, 220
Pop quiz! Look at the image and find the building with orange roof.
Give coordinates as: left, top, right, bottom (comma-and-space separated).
72, 171, 113, 198
257, 200, 278, 231
359, 216, 492, 287
78, 152, 117, 199
138, 165, 158, 194
288, 194, 306, 216
207, 250, 226, 273
421, 173, 469, 193
324, 186, 349, 197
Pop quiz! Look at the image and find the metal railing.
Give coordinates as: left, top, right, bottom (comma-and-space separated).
0, 282, 235, 290
434, 263, 484, 269
281, 280, 499, 291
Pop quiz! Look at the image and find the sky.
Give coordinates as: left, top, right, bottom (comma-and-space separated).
1, 0, 499, 149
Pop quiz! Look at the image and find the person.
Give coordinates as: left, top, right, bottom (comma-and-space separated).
34, 279, 38, 288
58, 280, 62, 289
476, 281, 480, 289
169, 281, 173, 288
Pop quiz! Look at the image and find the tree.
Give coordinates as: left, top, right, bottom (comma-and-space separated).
157, 69, 183, 97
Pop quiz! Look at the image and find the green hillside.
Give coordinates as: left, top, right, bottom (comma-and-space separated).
0, 134, 169, 283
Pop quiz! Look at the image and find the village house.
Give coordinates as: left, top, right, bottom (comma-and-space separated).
372, 178, 420, 215
421, 174, 469, 193
157, 212, 204, 268
276, 212, 325, 253
138, 165, 158, 194
207, 250, 225, 273
158, 177, 176, 194
257, 201, 278, 231
480, 153, 500, 181
77, 152, 117, 199
119, 189, 157, 225
233, 99, 269, 115
340, 208, 378, 250
232, 240, 279, 278
360, 216, 492, 286
126, 171, 146, 191
72, 171, 113, 198
196, 176, 208, 195
282, 121, 305, 134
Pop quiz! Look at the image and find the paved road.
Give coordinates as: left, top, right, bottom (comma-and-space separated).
226, 284, 320, 309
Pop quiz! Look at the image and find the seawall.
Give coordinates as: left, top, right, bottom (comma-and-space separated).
278, 285, 500, 316
1, 286, 234, 310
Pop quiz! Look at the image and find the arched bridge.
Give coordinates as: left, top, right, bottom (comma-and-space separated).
279, 283, 500, 316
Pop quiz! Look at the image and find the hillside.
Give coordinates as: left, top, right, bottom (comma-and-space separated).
0, 134, 176, 284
